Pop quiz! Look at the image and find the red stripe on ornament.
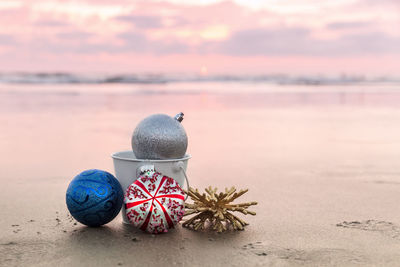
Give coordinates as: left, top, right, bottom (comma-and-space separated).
134, 180, 152, 198
156, 194, 185, 200
140, 204, 153, 231
154, 175, 167, 196
125, 198, 151, 209
155, 198, 174, 229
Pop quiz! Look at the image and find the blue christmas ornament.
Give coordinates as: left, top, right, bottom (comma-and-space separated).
66, 169, 124, 227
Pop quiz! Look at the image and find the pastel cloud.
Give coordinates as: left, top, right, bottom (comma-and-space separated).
116, 15, 163, 29
326, 21, 373, 30
0, 34, 15, 46
218, 28, 400, 56
0, 0, 398, 74
34, 20, 70, 27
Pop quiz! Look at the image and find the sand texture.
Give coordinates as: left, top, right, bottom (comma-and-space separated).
1, 83, 400, 266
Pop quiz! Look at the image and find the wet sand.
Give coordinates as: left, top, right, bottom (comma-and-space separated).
1, 83, 400, 266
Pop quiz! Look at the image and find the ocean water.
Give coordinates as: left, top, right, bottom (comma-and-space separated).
1, 81, 400, 113
0, 72, 398, 85
1, 80, 400, 183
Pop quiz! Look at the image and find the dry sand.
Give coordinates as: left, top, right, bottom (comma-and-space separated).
1, 83, 400, 266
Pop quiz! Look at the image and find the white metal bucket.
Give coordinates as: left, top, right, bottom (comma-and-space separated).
111, 150, 191, 223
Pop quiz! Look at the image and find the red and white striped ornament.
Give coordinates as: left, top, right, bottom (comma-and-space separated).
124, 170, 185, 234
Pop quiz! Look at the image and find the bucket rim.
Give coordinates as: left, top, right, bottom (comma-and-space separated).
111, 150, 191, 162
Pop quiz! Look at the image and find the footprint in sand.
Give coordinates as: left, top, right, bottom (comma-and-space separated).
336, 220, 400, 239
241, 241, 366, 265
372, 180, 400, 185
242, 242, 268, 256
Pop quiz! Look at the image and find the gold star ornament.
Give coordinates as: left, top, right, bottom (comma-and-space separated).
182, 186, 257, 232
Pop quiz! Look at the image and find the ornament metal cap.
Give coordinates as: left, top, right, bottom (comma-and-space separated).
174, 112, 184, 122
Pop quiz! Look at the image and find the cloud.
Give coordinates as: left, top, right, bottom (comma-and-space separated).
359, 0, 399, 6
327, 21, 373, 30
34, 19, 70, 27
217, 28, 314, 56
0, 34, 15, 46
341, 32, 400, 54
7, 29, 188, 55
217, 27, 400, 56
118, 31, 189, 54
116, 15, 163, 29
116, 32, 148, 52
22, 35, 121, 54
56, 31, 93, 40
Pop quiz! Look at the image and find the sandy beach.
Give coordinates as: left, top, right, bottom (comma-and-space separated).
1, 82, 400, 266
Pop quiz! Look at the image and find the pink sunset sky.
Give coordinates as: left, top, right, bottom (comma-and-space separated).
0, 0, 399, 75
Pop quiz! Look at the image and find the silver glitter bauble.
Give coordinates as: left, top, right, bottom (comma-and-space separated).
131, 113, 188, 159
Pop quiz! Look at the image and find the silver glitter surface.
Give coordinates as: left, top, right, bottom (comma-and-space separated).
131, 114, 188, 159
